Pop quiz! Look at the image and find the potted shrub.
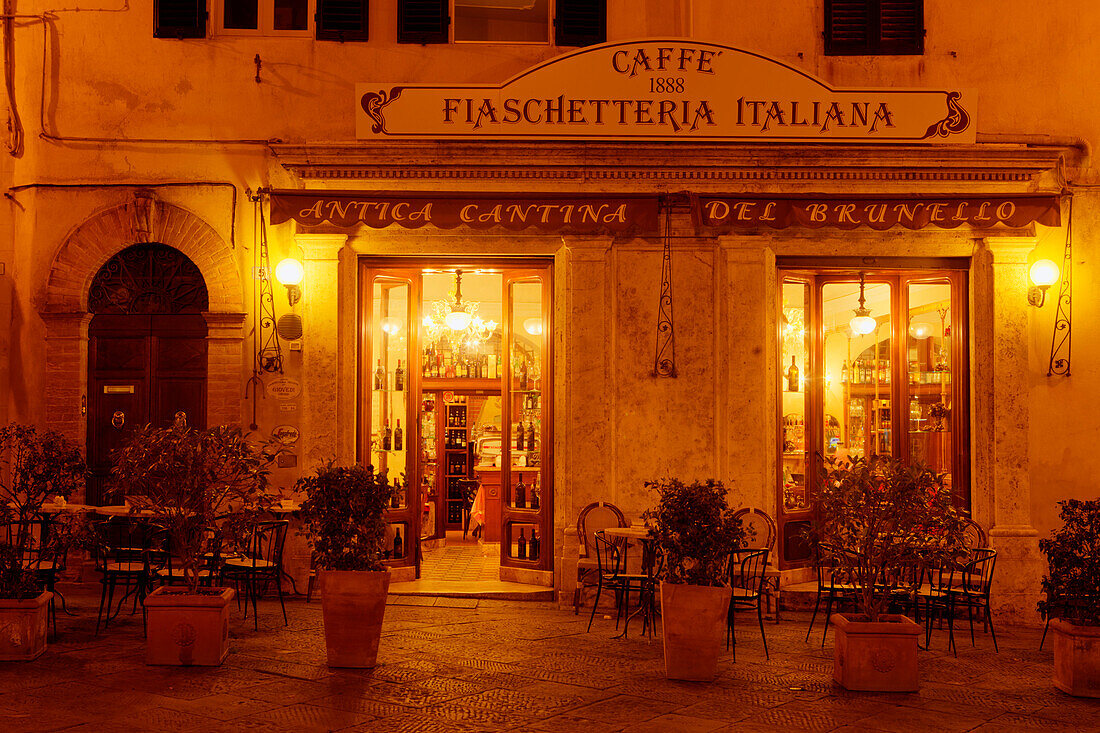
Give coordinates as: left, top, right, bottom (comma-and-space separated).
816, 455, 965, 692
1039, 498, 1100, 698
112, 424, 275, 666
298, 461, 396, 668
644, 478, 747, 681
0, 424, 85, 660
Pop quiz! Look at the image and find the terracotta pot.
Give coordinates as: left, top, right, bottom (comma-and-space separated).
832, 613, 920, 692
1051, 619, 1100, 697
145, 586, 234, 666
0, 591, 51, 661
660, 582, 732, 681
319, 570, 390, 668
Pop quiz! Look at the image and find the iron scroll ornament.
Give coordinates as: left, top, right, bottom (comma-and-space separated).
921, 92, 971, 139
653, 203, 676, 378
1047, 196, 1073, 377
360, 87, 403, 134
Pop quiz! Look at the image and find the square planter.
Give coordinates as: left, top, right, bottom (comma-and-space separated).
1051, 619, 1100, 697
660, 582, 732, 681
319, 570, 390, 668
145, 586, 235, 666
833, 613, 920, 692
0, 591, 51, 661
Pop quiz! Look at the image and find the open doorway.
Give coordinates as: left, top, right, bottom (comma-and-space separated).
359, 262, 552, 588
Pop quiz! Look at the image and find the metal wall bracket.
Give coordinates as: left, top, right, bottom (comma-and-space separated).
653, 202, 676, 378
1047, 196, 1072, 376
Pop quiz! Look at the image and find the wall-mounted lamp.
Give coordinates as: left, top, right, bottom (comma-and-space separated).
523, 317, 544, 336
274, 258, 304, 306
1027, 259, 1059, 307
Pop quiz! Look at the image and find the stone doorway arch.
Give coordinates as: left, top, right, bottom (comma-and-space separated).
39, 193, 246, 476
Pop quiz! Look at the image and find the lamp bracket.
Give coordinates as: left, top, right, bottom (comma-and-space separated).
1046, 197, 1073, 376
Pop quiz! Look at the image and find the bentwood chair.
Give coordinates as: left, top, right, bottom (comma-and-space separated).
92, 518, 167, 635
586, 530, 649, 633
221, 520, 289, 630
1, 517, 58, 635
727, 548, 770, 660
945, 548, 998, 655
732, 508, 780, 622
574, 502, 627, 614
806, 543, 863, 646
155, 526, 223, 589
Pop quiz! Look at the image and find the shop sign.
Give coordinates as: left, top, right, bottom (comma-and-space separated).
271, 425, 300, 445
697, 194, 1061, 231
269, 191, 657, 233
268, 377, 302, 401
356, 39, 974, 144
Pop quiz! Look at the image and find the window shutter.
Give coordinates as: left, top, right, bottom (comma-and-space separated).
555, 0, 605, 47
878, 0, 923, 54
398, 0, 449, 44
317, 0, 369, 41
825, 0, 923, 56
154, 0, 206, 39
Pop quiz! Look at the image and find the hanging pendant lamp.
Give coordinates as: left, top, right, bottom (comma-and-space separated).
849, 274, 877, 336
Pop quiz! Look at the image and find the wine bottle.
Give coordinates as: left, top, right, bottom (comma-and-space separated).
382, 421, 392, 451
390, 479, 400, 508
530, 530, 540, 561
786, 356, 799, 392
527, 423, 536, 452
515, 476, 526, 509
394, 420, 403, 451
520, 359, 529, 391
374, 359, 385, 390
531, 484, 540, 510
393, 527, 403, 558
516, 422, 525, 451
840, 362, 849, 384
395, 360, 405, 391
517, 528, 527, 560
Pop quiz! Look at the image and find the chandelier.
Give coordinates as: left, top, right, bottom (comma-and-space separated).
849, 273, 877, 336
423, 270, 497, 357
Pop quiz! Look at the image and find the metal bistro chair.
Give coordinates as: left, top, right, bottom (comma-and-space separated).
727, 547, 770, 660
806, 543, 864, 646
92, 518, 167, 635
221, 520, 289, 630
586, 529, 651, 634
732, 507, 780, 622
1, 517, 59, 635
945, 547, 998, 655
573, 501, 628, 614
155, 526, 223, 589
456, 478, 481, 540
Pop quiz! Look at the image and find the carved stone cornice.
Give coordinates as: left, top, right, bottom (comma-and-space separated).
271, 140, 1069, 188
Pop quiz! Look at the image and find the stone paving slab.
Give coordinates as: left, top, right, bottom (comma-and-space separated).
8, 583, 1100, 732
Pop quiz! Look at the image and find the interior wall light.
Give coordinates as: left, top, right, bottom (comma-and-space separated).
523, 317, 544, 336
849, 273, 877, 336
274, 258, 304, 306
1027, 259, 1059, 307
908, 321, 933, 340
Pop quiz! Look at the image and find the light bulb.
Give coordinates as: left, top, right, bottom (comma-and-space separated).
380, 317, 401, 335
445, 309, 472, 331
523, 318, 543, 336
274, 258, 304, 286
1029, 259, 1059, 288
908, 322, 933, 340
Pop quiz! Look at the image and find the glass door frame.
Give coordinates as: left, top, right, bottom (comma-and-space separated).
775, 259, 970, 570
357, 257, 555, 576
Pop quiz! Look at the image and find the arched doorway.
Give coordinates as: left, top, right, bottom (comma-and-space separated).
85, 243, 210, 504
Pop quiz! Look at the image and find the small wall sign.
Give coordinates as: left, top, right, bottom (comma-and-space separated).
268, 377, 302, 401
271, 425, 301, 445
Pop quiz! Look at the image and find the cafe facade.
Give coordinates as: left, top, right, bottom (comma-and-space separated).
4, 6, 1096, 622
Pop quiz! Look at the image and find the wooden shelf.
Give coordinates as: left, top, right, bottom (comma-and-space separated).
422, 378, 500, 390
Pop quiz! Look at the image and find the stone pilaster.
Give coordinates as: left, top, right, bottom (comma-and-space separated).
295, 234, 347, 471
41, 312, 92, 446
982, 236, 1042, 624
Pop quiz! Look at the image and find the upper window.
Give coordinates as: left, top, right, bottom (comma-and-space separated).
824, 0, 924, 56
154, 0, 368, 41
397, 0, 604, 46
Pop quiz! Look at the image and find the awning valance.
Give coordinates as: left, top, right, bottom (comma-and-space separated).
267, 190, 658, 234
266, 190, 1061, 233
695, 193, 1061, 231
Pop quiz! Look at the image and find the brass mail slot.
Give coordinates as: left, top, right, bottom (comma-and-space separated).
103, 385, 135, 394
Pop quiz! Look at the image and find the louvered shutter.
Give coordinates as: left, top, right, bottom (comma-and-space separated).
825, 0, 923, 55
154, 0, 206, 39
398, 0, 449, 44
878, 0, 923, 54
317, 0, 369, 41
555, 0, 605, 47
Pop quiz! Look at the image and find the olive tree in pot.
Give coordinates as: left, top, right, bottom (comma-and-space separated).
1039, 498, 1100, 698
298, 461, 396, 668
816, 456, 965, 692
112, 424, 275, 666
644, 478, 746, 681
0, 424, 85, 660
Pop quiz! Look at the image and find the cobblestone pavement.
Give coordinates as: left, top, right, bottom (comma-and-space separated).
5, 584, 1099, 732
